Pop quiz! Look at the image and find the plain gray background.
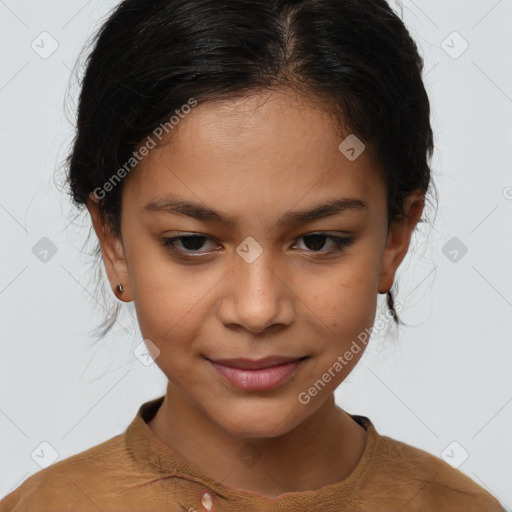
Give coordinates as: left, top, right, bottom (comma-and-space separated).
1, 0, 511, 507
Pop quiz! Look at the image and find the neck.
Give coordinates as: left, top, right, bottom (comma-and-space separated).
147, 383, 367, 498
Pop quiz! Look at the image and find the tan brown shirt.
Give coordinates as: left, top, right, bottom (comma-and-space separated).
0, 395, 504, 511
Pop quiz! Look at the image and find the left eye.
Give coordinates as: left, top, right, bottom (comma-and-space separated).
294, 233, 354, 253
161, 233, 354, 256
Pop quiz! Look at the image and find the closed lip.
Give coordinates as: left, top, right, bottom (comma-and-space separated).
206, 355, 308, 370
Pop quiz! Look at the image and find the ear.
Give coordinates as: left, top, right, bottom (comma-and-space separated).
377, 189, 425, 294
86, 193, 132, 302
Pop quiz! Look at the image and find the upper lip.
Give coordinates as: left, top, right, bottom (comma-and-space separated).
207, 355, 306, 370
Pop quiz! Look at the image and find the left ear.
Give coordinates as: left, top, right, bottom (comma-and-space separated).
377, 189, 425, 294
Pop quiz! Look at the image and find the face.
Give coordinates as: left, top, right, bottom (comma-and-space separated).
88, 88, 423, 438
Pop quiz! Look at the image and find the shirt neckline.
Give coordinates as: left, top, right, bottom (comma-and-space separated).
124, 395, 379, 507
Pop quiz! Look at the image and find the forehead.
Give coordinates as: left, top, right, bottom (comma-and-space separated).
123, 88, 385, 217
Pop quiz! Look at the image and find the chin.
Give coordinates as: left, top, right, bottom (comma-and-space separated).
210, 400, 303, 439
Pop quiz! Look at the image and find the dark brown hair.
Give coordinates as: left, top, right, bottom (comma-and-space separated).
65, 0, 436, 337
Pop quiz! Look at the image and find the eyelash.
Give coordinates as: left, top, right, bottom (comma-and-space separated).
161, 233, 355, 258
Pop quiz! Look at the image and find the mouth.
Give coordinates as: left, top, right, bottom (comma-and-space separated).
205, 355, 310, 392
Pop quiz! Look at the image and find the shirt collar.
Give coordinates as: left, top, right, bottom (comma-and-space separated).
124, 395, 379, 508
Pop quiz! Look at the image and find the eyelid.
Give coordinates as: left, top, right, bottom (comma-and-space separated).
292, 233, 355, 254
161, 231, 355, 258
161, 233, 220, 251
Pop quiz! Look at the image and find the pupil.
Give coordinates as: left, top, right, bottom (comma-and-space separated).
182, 236, 205, 250
304, 234, 326, 251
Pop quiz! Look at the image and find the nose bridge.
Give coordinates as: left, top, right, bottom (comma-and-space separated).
224, 236, 292, 332
236, 244, 276, 294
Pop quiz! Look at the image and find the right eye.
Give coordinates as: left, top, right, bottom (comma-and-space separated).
161, 234, 219, 256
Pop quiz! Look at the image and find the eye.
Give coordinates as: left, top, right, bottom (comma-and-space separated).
161, 234, 218, 255
161, 232, 355, 259
293, 233, 355, 255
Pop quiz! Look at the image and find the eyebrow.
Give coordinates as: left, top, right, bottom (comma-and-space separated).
142, 196, 368, 227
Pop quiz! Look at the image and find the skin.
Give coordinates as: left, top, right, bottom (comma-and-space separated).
86, 88, 424, 498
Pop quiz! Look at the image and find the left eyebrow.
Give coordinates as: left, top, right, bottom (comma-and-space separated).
141, 195, 368, 227
277, 197, 368, 227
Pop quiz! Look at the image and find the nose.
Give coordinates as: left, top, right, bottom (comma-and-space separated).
217, 245, 295, 334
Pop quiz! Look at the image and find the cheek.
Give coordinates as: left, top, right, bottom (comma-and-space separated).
127, 250, 216, 355
302, 257, 379, 333
296, 255, 379, 386
296, 276, 377, 402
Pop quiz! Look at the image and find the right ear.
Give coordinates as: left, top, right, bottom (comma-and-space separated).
86, 193, 133, 302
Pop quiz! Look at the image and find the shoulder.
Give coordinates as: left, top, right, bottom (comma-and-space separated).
0, 433, 140, 511
359, 423, 504, 511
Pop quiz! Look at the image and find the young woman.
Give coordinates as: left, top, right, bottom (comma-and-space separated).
1, 0, 505, 510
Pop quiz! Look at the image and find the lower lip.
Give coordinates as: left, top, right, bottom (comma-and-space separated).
208, 359, 306, 391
